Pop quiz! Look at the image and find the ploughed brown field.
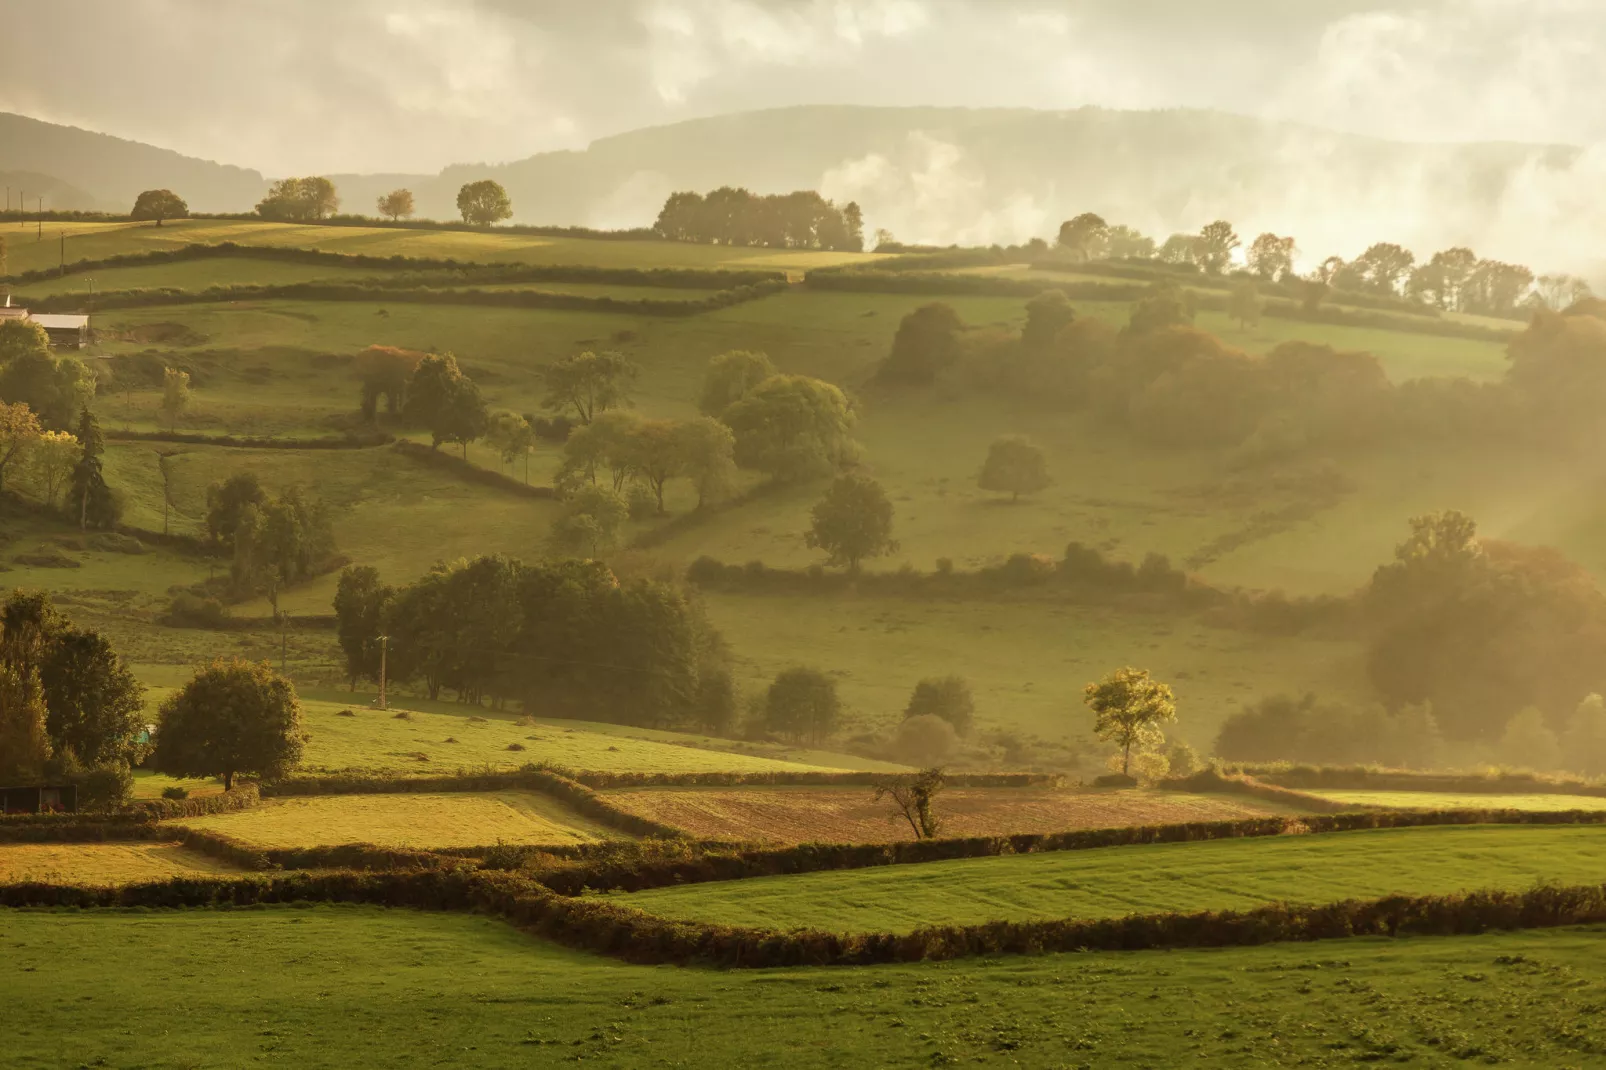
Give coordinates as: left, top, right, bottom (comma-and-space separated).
597, 786, 1307, 843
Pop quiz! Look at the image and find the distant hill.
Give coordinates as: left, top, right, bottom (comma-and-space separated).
0, 170, 107, 212
0, 113, 265, 214
1, 105, 1596, 274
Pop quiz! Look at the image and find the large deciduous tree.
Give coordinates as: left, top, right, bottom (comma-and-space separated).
131, 189, 188, 226
1056, 213, 1109, 260
878, 302, 964, 385
540, 351, 638, 425
722, 374, 857, 481
404, 353, 489, 455
205, 472, 268, 551
376, 189, 415, 221
155, 659, 304, 790
904, 676, 974, 736
0, 399, 40, 495
805, 472, 898, 571
39, 627, 145, 767
763, 667, 840, 744
698, 350, 776, 417
231, 489, 335, 613
456, 180, 513, 225
1194, 221, 1240, 274
674, 416, 738, 508
1246, 233, 1296, 280
978, 435, 1049, 503
1084, 667, 1177, 777
333, 565, 393, 690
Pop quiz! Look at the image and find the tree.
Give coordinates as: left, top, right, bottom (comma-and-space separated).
205, 471, 268, 551
1533, 274, 1593, 311
404, 353, 488, 455
231, 489, 335, 614
978, 435, 1049, 503
457, 180, 513, 225
1246, 233, 1295, 280
25, 429, 76, 507
1022, 290, 1075, 350
0, 662, 50, 782
1056, 213, 1108, 260
354, 345, 424, 419
878, 302, 964, 385
698, 350, 776, 417
904, 675, 974, 736
256, 177, 339, 221
155, 659, 304, 790
68, 408, 117, 530
1564, 694, 1606, 777
548, 484, 628, 558
0, 342, 95, 431
130, 189, 188, 226
0, 318, 50, 366
1351, 242, 1415, 296
160, 366, 191, 431
0, 399, 40, 495
1227, 280, 1261, 329
333, 565, 392, 690
1409, 247, 1478, 309
1194, 221, 1239, 274
874, 767, 946, 839
484, 410, 535, 481
1158, 233, 1197, 265
541, 351, 638, 425
1084, 667, 1177, 776
39, 627, 145, 766
560, 409, 641, 492
625, 418, 683, 514
1105, 225, 1156, 260
892, 715, 959, 766
763, 667, 840, 744
675, 416, 738, 508
805, 473, 898, 571
1126, 282, 1196, 334
722, 374, 857, 481
376, 188, 415, 221
1499, 707, 1561, 772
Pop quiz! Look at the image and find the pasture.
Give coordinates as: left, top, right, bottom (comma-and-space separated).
171, 791, 615, 849
619, 823, 1606, 932
1310, 789, 1606, 812
6, 907, 1605, 1068
0, 843, 236, 884
599, 786, 1305, 843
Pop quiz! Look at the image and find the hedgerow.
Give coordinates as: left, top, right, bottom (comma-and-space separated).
106, 428, 393, 450
1233, 763, 1606, 797
390, 441, 554, 498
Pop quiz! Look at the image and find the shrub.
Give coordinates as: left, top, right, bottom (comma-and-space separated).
75, 763, 134, 812
903, 676, 975, 736
160, 592, 230, 629
892, 714, 960, 766
161, 785, 190, 801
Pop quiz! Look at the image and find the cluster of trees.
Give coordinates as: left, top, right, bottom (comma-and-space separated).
256, 177, 340, 222
255, 178, 513, 226
333, 556, 731, 731
205, 473, 337, 613
0, 591, 146, 803
0, 328, 119, 527
1052, 212, 1580, 317
655, 188, 864, 251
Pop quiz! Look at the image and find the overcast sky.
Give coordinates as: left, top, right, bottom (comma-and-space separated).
2, 0, 1601, 175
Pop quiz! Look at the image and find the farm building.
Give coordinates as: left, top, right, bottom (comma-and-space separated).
0, 784, 77, 814
0, 297, 89, 347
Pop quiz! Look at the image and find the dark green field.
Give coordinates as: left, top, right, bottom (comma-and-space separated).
5, 907, 1606, 1069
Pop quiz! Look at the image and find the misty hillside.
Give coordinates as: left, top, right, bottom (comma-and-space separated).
4, 105, 1596, 272
0, 112, 265, 213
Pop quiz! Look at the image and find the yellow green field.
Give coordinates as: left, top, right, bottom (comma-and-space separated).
0, 842, 237, 884
1309, 789, 1606, 812
171, 790, 616, 848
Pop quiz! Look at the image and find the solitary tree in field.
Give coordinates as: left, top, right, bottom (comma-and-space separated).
457, 180, 513, 226
130, 189, 188, 226
1227, 280, 1261, 330
904, 676, 974, 736
376, 188, 415, 222
155, 658, 304, 790
978, 435, 1049, 503
1084, 667, 1177, 777
874, 767, 946, 840
805, 473, 897, 572
540, 351, 638, 425
763, 667, 840, 744
160, 367, 191, 431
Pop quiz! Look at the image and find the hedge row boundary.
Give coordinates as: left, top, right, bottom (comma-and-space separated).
31, 279, 788, 318
107, 428, 394, 451
1234, 764, 1606, 798
526, 807, 1606, 896
5, 241, 783, 290
0, 785, 261, 831
390, 441, 556, 499
7, 869, 1606, 969
571, 770, 1061, 789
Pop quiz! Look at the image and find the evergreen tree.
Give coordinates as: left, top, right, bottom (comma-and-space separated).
68, 408, 117, 530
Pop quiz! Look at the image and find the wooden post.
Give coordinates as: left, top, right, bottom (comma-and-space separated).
378, 635, 388, 710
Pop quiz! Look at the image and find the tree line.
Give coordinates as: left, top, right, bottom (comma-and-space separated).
1054, 211, 1583, 319
654, 187, 864, 251
121, 178, 517, 228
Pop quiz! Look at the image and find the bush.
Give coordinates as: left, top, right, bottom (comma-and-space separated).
75, 764, 134, 812
160, 592, 231, 629
891, 714, 959, 766
161, 786, 190, 801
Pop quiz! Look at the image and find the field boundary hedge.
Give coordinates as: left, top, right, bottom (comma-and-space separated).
4, 241, 783, 289
260, 767, 686, 839
6, 869, 1606, 969
573, 770, 1059, 788
107, 428, 394, 450
525, 807, 1606, 896
0, 784, 260, 832
390, 441, 556, 499
1233, 764, 1606, 798
31, 278, 787, 317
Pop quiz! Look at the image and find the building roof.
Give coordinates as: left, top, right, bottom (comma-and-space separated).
29, 314, 89, 329
0, 307, 27, 320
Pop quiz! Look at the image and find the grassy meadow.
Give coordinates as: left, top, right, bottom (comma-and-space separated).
172, 791, 616, 848
619, 823, 1606, 933
1310, 790, 1606, 812
7, 907, 1606, 1068
0, 843, 237, 884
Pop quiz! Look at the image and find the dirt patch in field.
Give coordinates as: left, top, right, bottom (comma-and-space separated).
0, 843, 239, 885
598, 787, 1305, 844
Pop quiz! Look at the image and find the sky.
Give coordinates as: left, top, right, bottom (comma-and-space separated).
1, 0, 1603, 175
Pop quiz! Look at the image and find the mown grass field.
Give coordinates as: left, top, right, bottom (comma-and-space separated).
172, 791, 616, 849
0, 843, 236, 884
598, 786, 1304, 844
6, 907, 1606, 1068
1311, 790, 1606, 812
620, 824, 1606, 933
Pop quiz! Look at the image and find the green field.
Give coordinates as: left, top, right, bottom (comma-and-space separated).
1312, 790, 1606, 812
5, 907, 1605, 1068
172, 791, 616, 848
620, 824, 1606, 933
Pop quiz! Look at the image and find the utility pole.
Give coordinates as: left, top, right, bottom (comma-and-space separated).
378, 635, 389, 710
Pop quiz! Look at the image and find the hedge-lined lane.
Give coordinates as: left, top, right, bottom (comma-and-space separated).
618, 823, 1606, 933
